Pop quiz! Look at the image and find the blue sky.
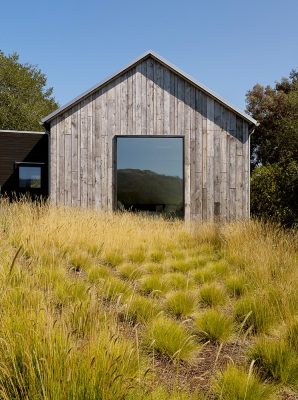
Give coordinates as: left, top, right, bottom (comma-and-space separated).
1, 0, 297, 111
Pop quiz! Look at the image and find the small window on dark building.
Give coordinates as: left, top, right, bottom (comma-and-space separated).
19, 165, 42, 189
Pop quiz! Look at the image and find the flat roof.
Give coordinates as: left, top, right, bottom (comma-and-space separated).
42, 50, 257, 126
0, 129, 45, 135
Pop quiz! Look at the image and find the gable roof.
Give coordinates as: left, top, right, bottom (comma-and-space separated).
41, 50, 257, 126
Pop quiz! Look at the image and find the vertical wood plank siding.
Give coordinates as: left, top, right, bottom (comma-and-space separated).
49, 58, 249, 221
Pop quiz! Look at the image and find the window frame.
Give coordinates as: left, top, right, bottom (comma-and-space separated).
16, 162, 45, 191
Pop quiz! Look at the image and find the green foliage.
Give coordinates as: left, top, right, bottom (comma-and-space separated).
246, 70, 298, 167
213, 365, 275, 400
0, 50, 58, 130
249, 338, 298, 387
146, 317, 197, 361
246, 70, 298, 226
194, 310, 234, 343
251, 161, 298, 226
165, 290, 196, 318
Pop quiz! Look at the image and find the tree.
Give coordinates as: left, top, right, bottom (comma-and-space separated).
0, 51, 58, 131
246, 70, 298, 169
246, 71, 298, 226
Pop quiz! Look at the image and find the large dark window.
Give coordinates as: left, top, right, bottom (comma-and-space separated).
116, 137, 184, 218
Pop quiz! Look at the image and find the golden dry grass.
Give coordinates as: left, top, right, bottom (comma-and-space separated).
0, 198, 297, 399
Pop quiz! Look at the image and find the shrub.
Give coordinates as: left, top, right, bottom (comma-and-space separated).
199, 284, 226, 307
248, 338, 298, 387
213, 364, 275, 400
145, 317, 197, 361
234, 296, 272, 334
165, 290, 196, 318
194, 310, 234, 343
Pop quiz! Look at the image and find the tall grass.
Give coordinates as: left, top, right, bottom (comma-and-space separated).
0, 199, 296, 398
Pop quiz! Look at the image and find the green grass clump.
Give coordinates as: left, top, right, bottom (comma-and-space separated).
150, 250, 165, 263
194, 310, 234, 343
102, 276, 132, 301
87, 265, 110, 283
162, 272, 189, 290
248, 338, 298, 387
208, 259, 229, 277
104, 250, 124, 267
117, 263, 144, 280
171, 258, 199, 273
213, 364, 275, 400
123, 294, 162, 323
234, 295, 272, 334
165, 290, 196, 318
199, 284, 226, 307
146, 317, 197, 361
127, 247, 146, 264
192, 267, 216, 284
69, 252, 93, 271
286, 319, 298, 352
139, 274, 167, 296
225, 275, 246, 298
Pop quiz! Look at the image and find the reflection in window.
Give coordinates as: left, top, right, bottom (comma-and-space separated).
19, 166, 42, 189
116, 137, 184, 218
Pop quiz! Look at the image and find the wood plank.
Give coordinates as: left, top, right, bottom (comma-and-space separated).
141, 61, 147, 135
50, 119, 57, 204
163, 67, 170, 135
146, 59, 154, 135
206, 97, 214, 220
71, 105, 78, 206
80, 99, 88, 207
58, 115, 65, 204
135, 64, 142, 135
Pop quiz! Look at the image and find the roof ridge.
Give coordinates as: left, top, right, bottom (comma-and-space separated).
41, 51, 257, 126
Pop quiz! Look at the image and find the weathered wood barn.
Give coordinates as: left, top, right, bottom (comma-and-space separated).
42, 51, 257, 221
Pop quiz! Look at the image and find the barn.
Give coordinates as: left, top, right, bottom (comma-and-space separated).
42, 51, 257, 221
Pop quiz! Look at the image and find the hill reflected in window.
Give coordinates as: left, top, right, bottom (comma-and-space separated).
116, 138, 184, 218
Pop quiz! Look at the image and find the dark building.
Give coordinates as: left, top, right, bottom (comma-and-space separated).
0, 130, 48, 199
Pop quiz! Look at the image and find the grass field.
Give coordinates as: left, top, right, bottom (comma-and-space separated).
0, 199, 297, 399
